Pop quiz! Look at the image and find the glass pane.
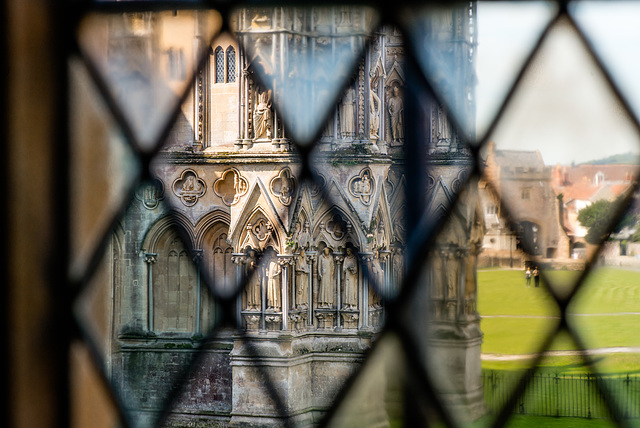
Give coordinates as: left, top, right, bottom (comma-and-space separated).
482, 17, 640, 298
571, 1, 640, 143
500, 332, 618, 426
568, 265, 640, 420
214, 46, 224, 83
78, 10, 222, 151
399, 180, 559, 425
231, 6, 379, 145
325, 334, 409, 427
401, 1, 557, 142
69, 58, 140, 281
70, 341, 121, 428
74, 183, 220, 428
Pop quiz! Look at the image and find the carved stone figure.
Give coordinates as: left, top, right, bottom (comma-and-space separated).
317, 247, 335, 308
245, 250, 261, 310
465, 191, 486, 313
136, 180, 164, 209
173, 170, 206, 207
295, 251, 310, 308
253, 89, 272, 141
370, 88, 380, 140
298, 220, 311, 248
349, 168, 374, 205
266, 255, 281, 310
436, 105, 451, 142
392, 248, 404, 290
388, 85, 404, 141
340, 87, 356, 138
342, 248, 358, 309
369, 253, 384, 305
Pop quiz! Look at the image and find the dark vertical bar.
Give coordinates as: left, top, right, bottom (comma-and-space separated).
0, 0, 9, 424
588, 374, 592, 419
55, 0, 71, 425
555, 373, 560, 418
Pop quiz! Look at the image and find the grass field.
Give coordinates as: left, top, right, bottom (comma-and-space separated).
477, 268, 640, 374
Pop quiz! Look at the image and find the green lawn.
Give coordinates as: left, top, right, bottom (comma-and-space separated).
478, 268, 640, 374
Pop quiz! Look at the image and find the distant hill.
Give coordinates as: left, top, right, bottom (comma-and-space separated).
579, 152, 639, 165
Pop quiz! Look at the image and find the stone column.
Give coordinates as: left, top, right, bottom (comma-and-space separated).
144, 253, 157, 332
191, 250, 203, 335
234, 254, 245, 328
306, 252, 316, 326
334, 253, 344, 329
454, 247, 469, 322
379, 249, 391, 298
360, 253, 372, 329
278, 255, 293, 330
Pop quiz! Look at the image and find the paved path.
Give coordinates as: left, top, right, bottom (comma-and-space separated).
482, 312, 640, 319
482, 346, 640, 361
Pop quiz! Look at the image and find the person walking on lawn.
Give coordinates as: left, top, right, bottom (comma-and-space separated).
533, 267, 540, 288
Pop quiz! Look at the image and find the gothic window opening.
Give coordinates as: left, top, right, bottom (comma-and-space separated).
213, 45, 236, 84
201, 223, 234, 296
226, 46, 236, 83
151, 229, 198, 334
214, 46, 225, 83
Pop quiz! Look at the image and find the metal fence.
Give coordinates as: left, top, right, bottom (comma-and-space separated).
483, 370, 640, 420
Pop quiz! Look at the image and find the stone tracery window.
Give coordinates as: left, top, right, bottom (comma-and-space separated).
214, 46, 225, 83
226, 46, 236, 83
150, 228, 198, 333
213, 45, 236, 84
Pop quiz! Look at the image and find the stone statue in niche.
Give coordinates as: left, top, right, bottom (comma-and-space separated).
369, 252, 384, 306
245, 250, 261, 310
392, 248, 404, 289
342, 248, 358, 309
436, 104, 451, 143
317, 247, 335, 308
295, 220, 310, 250
465, 191, 485, 314
295, 250, 309, 308
370, 87, 381, 140
253, 88, 272, 141
446, 258, 457, 299
340, 87, 356, 139
266, 253, 281, 310
388, 85, 404, 142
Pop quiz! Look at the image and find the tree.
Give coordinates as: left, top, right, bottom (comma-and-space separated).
577, 196, 636, 244
577, 199, 615, 244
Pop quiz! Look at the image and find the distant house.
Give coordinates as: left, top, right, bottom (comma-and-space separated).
552, 164, 636, 257
479, 142, 570, 266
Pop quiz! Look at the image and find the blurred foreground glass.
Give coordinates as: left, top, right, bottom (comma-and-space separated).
231, 6, 379, 145
78, 10, 222, 151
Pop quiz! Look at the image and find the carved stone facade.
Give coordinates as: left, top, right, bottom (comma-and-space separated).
100, 6, 482, 426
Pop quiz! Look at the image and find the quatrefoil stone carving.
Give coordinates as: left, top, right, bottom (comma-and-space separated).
172, 169, 206, 207
348, 167, 375, 205
270, 167, 296, 206
213, 168, 248, 206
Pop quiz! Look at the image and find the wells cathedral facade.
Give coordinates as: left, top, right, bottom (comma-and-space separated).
96, 5, 484, 426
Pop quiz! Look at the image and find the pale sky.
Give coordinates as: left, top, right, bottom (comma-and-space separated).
477, 1, 640, 166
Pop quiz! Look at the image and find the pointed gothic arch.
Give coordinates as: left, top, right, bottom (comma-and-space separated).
312, 206, 362, 249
